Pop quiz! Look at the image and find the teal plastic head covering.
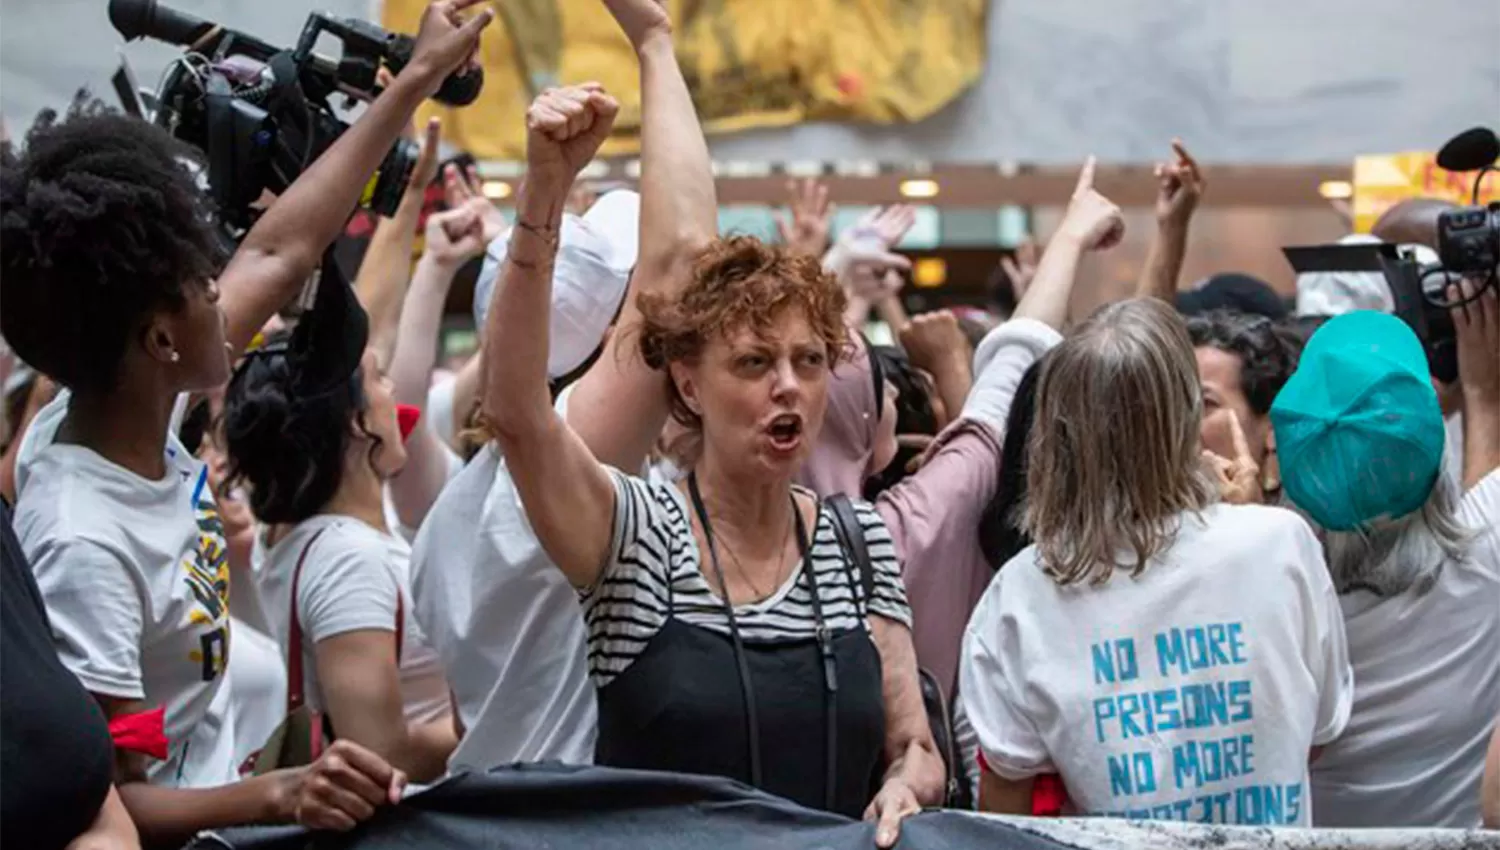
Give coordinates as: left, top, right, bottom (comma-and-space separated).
1270, 310, 1445, 531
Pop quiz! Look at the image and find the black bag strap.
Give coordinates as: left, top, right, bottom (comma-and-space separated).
826, 494, 874, 611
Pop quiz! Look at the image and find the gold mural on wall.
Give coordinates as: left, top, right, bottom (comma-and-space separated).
381, 0, 988, 159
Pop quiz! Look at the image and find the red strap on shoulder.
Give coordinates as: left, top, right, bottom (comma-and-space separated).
286, 528, 328, 713
287, 526, 406, 714
394, 572, 404, 666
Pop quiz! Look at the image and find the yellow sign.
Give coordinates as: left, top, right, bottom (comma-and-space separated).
381, 0, 988, 161
1352, 151, 1498, 233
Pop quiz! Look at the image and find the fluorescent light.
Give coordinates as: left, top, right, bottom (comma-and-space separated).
784, 161, 824, 177
899, 179, 940, 199
482, 181, 512, 200
1318, 180, 1354, 200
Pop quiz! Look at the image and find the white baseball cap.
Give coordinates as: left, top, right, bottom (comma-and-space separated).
474, 190, 639, 379
1295, 234, 1439, 317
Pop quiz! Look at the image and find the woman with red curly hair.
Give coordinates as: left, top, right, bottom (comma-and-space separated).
480, 84, 944, 846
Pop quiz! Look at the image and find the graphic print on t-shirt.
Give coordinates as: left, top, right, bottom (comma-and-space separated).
183, 468, 230, 682
1087, 621, 1303, 825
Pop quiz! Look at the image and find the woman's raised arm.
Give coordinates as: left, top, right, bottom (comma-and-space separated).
480, 86, 622, 587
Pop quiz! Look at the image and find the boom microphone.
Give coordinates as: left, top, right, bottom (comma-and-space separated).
1435, 127, 1500, 173
110, 0, 217, 47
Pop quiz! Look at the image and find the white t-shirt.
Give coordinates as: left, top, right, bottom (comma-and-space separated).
226, 618, 286, 766
257, 515, 450, 725
12, 392, 240, 787
1311, 468, 1500, 828
409, 440, 598, 771
961, 503, 1353, 826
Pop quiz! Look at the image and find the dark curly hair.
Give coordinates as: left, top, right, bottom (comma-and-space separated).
638, 235, 849, 429
1185, 309, 1299, 416
0, 95, 225, 394
863, 345, 939, 500
220, 333, 382, 525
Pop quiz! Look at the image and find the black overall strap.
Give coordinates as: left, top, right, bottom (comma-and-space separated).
826, 494, 875, 608
687, 473, 764, 789
687, 475, 836, 809
797, 502, 839, 811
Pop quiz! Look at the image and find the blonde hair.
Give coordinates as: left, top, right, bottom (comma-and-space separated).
1024, 298, 1218, 585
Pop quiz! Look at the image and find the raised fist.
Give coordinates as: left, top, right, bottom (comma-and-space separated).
525, 84, 621, 189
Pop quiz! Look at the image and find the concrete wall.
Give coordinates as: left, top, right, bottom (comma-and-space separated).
3, 0, 1496, 163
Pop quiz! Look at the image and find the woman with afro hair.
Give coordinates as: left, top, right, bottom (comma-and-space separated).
0, 3, 491, 845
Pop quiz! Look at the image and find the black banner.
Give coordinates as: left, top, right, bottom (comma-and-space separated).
187, 764, 1075, 850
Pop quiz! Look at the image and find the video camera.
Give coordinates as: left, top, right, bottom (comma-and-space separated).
109, 0, 483, 234
1285, 127, 1497, 384
1434, 127, 1500, 276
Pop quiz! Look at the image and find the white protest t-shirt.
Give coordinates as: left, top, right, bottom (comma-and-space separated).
257, 515, 450, 725
13, 392, 240, 787
961, 502, 1353, 826
1311, 468, 1500, 828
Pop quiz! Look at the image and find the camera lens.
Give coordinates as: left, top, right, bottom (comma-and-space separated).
363, 138, 420, 218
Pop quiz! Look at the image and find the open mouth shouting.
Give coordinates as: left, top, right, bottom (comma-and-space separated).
765, 412, 804, 453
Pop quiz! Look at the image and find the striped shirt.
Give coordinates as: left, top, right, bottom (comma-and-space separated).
584, 470, 912, 686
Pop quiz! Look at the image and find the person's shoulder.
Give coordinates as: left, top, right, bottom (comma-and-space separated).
1205, 501, 1316, 542
970, 546, 1047, 629
308, 516, 396, 559
15, 511, 131, 581
611, 466, 688, 520
13, 452, 124, 545
982, 545, 1048, 599
1458, 467, 1500, 525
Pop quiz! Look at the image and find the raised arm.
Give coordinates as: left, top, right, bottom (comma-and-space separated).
218, 0, 493, 357
1012, 157, 1123, 329
564, 0, 717, 472
481, 87, 622, 587
387, 205, 491, 530
1454, 277, 1500, 491
1135, 139, 1204, 303
356, 117, 443, 368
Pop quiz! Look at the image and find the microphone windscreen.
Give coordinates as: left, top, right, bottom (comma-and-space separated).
1436, 127, 1500, 172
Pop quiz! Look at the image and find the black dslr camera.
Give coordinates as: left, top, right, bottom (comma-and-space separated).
1434, 127, 1500, 276
109, 0, 482, 234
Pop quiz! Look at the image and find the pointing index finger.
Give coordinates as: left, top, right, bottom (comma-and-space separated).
1074, 155, 1097, 196
1171, 138, 1200, 175
1227, 409, 1254, 465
